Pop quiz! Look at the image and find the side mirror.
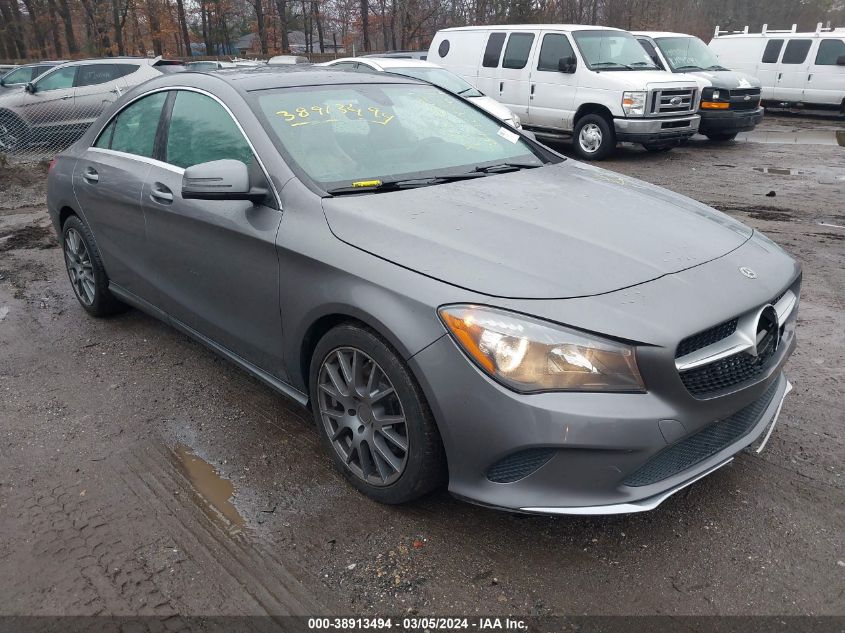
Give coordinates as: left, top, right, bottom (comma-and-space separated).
558, 56, 577, 74
182, 159, 267, 203
25, 82, 35, 93
837, 55, 845, 66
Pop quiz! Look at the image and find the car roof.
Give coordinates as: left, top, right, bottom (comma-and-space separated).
53, 56, 179, 68
145, 65, 424, 93
438, 24, 624, 33
632, 31, 696, 39
331, 57, 439, 70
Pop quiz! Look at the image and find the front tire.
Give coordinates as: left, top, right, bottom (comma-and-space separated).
309, 324, 446, 504
572, 114, 616, 160
0, 111, 26, 153
62, 215, 126, 317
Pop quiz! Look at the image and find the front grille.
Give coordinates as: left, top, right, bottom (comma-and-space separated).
676, 319, 738, 359
651, 88, 697, 116
679, 338, 777, 397
487, 448, 556, 483
623, 379, 780, 487
729, 88, 762, 111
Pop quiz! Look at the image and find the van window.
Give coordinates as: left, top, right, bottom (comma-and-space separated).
537, 34, 575, 72
482, 33, 506, 68
815, 39, 845, 65
438, 40, 450, 58
761, 39, 783, 63
502, 33, 535, 70
781, 39, 811, 64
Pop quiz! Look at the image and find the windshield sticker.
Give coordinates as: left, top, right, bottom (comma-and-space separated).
497, 127, 519, 144
275, 104, 395, 127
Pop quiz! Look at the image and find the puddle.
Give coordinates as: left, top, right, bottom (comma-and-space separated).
752, 167, 806, 176
173, 444, 245, 534
737, 130, 845, 146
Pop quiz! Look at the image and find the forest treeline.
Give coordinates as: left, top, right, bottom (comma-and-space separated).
1, 0, 843, 62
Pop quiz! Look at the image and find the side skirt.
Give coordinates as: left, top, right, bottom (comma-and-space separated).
108, 282, 309, 407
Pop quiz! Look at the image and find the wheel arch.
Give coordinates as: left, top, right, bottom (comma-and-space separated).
574, 103, 614, 125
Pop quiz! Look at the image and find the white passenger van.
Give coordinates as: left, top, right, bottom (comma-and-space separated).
709, 24, 845, 111
428, 24, 702, 159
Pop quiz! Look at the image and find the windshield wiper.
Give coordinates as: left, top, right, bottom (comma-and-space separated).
457, 87, 476, 95
471, 162, 542, 174
630, 61, 659, 69
705, 65, 731, 71
326, 173, 487, 196
674, 64, 705, 71
592, 61, 633, 70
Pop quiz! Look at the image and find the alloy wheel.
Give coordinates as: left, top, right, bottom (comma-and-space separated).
317, 347, 409, 486
0, 120, 19, 152
64, 227, 95, 305
579, 123, 603, 154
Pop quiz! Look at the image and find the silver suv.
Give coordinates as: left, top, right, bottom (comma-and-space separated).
0, 57, 183, 153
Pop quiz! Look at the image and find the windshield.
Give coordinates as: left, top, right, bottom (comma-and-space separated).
252, 83, 543, 192
656, 36, 724, 71
187, 61, 219, 71
386, 67, 482, 98
572, 30, 659, 71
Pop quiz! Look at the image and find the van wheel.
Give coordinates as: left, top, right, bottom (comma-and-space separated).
705, 132, 737, 142
573, 114, 615, 160
309, 323, 447, 504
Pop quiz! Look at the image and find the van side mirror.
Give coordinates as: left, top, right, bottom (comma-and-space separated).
837, 55, 845, 66
182, 159, 267, 203
25, 82, 35, 94
558, 56, 577, 74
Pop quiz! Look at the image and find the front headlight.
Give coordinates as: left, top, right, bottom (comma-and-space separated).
438, 305, 645, 393
622, 91, 647, 117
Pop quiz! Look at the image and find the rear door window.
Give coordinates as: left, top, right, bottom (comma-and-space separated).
482, 32, 506, 67
502, 33, 535, 69
815, 39, 845, 65
781, 39, 812, 64
75, 64, 121, 87
537, 33, 575, 71
109, 92, 167, 157
164, 90, 253, 169
761, 39, 783, 63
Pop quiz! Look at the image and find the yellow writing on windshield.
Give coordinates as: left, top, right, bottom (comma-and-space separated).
351, 180, 382, 188
275, 104, 395, 127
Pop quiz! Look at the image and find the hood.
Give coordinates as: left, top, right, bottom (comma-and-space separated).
321, 161, 753, 299
592, 69, 702, 91
468, 94, 516, 123
686, 69, 761, 90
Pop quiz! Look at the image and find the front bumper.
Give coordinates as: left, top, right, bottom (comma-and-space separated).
410, 329, 794, 515
699, 106, 764, 134
614, 113, 700, 144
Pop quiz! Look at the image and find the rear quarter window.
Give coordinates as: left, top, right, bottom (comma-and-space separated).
482, 33, 506, 68
761, 39, 783, 63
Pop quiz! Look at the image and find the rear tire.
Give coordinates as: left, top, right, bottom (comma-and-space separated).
705, 132, 738, 142
0, 111, 26, 154
572, 114, 616, 160
62, 215, 127, 317
309, 323, 447, 504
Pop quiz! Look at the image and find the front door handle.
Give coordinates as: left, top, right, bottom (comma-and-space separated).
530, 84, 535, 99
499, 81, 504, 93
82, 166, 98, 183
808, 73, 812, 81
150, 183, 173, 203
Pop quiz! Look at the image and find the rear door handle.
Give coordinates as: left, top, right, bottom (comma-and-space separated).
82, 166, 98, 183
150, 183, 173, 203
530, 84, 535, 99
807, 74, 812, 81
499, 81, 504, 93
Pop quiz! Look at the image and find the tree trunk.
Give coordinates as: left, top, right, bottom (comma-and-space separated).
111, 0, 125, 54
200, 0, 211, 54
2, 0, 29, 58
360, 0, 369, 51
46, 0, 64, 56
175, 0, 191, 56
146, 0, 162, 55
56, 0, 77, 53
314, 0, 324, 53
275, 0, 288, 52
22, 0, 49, 58
252, 0, 268, 55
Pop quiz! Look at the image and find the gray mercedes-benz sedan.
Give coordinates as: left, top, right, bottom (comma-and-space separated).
46, 67, 800, 515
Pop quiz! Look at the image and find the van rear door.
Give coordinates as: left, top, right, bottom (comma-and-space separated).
773, 38, 813, 102
477, 31, 506, 98
494, 31, 537, 120
757, 38, 784, 100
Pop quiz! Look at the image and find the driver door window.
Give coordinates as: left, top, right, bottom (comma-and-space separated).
34, 66, 76, 91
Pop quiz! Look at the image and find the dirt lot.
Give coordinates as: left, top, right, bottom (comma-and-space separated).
0, 115, 843, 623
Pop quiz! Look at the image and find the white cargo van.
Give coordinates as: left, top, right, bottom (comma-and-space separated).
428, 24, 702, 159
709, 24, 845, 111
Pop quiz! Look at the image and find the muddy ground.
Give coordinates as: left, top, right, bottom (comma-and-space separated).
0, 115, 843, 621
